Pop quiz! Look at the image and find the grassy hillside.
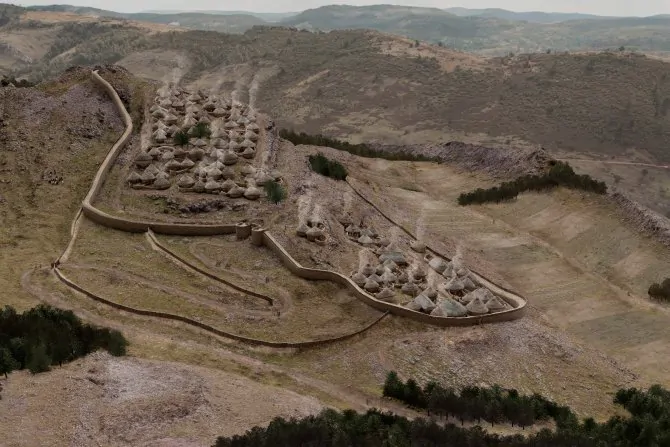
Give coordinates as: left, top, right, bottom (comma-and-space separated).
25, 4, 267, 32
282, 5, 670, 55
5, 20, 670, 164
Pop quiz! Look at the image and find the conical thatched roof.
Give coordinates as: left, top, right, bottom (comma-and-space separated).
255, 172, 273, 186
445, 276, 465, 292
431, 298, 468, 317
413, 267, 427, 280
376, 238, 391, 247
379, 251, 407, 266
152, 120, 166, 130
361, 264, 375, 276
177, 175, 195, 188
463, 277, 476, 290
212, 138, 227, 149
383, 259, 399, 271
153, 129, 167, 142
401, 282, 420, 296
220, 167, 234, 180
457, 268, 470, 277
228, 185, 245, 198
486, 296, 507, 312
182, 115, 197, 128
193, 138, 207, 147
244, 185, 262, 200
442, 262, 454, 278
165, 160, 182, 171
351, 272, 367, 286
240, 164, 256, 177
245, 130, 258, 141
193, 179, 206, 193
428, 256, 448, 274
199, 115, 211, 125
381, 270, 397, 284
466, 297, 489, 315
207, 167, 223, 179
165, 113, 178, 125
222, 150, 238, 165
410, 241, 426, 253
412, 294, 436, 313
212, 107, 227, 117
135, 152, 152, 168
156, 171, 169, 181
203, 100, 216, 112
423, 287, 438, 299
221, 179, 236, 192
224, 120, 237, 129
154, 177, 171, 190
375, 264, 386, 275
127, 171, 142, 184
368, 273, 383, 284
145, 164, 160, 175
358, 235, 376, 245
247, 122, 260, 132
180, 158, 195, 169
204, 180, 221, 192
187, 148, 205, 161
376, 288, 395, 302
148, 147, 162, 159
140, 170, 156, 184
405, 300, 422, 312
241, 147, 256, 159
460, 289, 483, 304
173, 147, 186, 159
364, 279, 380, 292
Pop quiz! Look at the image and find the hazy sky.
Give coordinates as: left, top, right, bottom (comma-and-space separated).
19, 0, 670, 16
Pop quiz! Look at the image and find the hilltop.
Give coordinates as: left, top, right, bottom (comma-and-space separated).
3, 63, 670, 444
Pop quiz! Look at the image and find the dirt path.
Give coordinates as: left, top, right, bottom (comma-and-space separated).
559, 158, 670, 170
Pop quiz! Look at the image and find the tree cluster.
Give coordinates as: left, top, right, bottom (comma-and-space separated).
0, 305, 127, 376
213, 383, 670, 447
264, 180, 287, 204
648, 278, 670, 302
280, 129, 439, 162
458, 161, 607, 206
383, 371, 576, 429
1, 76, 34, 88
308, 153, 348, 180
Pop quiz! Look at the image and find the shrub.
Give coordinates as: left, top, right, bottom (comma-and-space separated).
458, 161, 607, 206
0, 304, 128, 376
264, 180, 287, 204
308, 153, 348, 180
280, 129, 439, 163
173, 130, 189, 146
191, 122, 211, 138
648, 278, 670, 302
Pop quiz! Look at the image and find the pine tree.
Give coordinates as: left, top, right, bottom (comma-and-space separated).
0, 348, 19, 378
26, 344, 51, 374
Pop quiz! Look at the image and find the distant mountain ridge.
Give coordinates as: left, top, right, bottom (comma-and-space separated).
443, 7, 615, 23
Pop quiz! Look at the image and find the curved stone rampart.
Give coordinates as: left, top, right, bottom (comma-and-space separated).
261, 232, 526, 326
146, 229, 275, 305
53, 267, 388, 348
72, 70, 526, 329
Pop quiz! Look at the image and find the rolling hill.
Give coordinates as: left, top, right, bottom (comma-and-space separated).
281, 5, 670, 55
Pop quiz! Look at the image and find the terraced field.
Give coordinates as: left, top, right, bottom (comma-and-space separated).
346, 158, 670, 384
